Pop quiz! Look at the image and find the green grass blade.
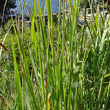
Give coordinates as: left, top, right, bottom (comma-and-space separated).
11, 35, 22, 110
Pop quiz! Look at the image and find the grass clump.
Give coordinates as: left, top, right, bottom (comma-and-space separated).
0, 0, 110, 110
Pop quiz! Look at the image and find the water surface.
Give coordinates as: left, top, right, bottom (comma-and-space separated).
16, 0, 69, 16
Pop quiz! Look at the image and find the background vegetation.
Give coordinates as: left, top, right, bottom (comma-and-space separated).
0, 0, 110, 110
0, 0, 16, 14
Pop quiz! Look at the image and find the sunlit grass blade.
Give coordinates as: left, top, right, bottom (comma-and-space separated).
31, 0, 36, 43
11, 35, 22, 110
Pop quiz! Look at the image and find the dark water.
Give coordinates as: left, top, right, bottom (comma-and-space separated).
16, 0, 69, 16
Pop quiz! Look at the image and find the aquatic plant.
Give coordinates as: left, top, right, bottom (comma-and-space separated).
0, 0, 110, 110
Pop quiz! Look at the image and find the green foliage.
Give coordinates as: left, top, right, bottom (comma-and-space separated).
0, 0, 110, 110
